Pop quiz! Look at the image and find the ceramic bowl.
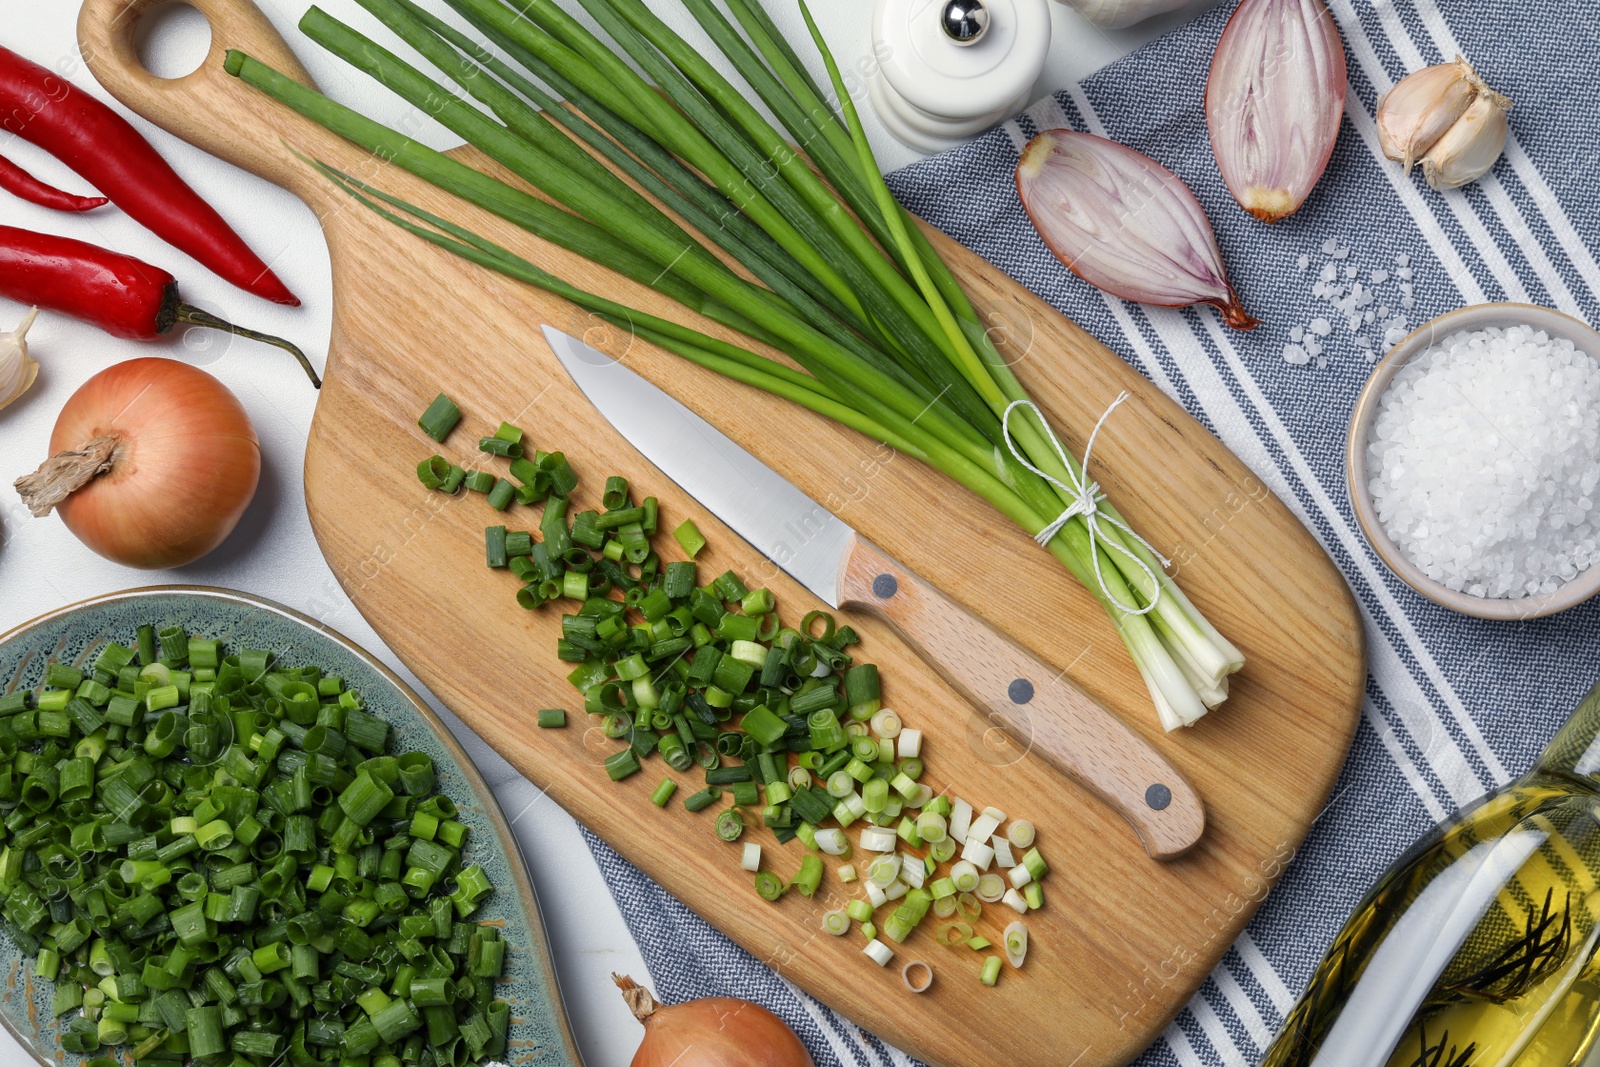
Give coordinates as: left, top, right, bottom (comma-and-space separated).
0, 587, 585, 1067
1347, 303, 1600, 620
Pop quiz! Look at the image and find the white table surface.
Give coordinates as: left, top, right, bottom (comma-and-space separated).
0, 0, 1213, 1062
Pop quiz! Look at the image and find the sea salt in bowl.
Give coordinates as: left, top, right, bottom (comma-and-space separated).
1347, 303, 1600, 619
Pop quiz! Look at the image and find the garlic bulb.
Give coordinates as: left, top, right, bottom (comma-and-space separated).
1377, 57, 1511, 190
1205, 0, 1347, 223
0, 308, 40, 412
1056, 0, 1194, 31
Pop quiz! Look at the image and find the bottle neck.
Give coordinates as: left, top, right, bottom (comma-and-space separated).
1535, 683, 1600, 785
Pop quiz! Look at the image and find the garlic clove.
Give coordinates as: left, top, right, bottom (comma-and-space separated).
1376, 60, 1477, 174
1205, 0, 1348, 223
1016, 129, 1258, 328
1420, 89, 1510, 190
0, 307, 40, 412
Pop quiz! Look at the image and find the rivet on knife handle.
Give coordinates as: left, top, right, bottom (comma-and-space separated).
839, 534, 1206, 860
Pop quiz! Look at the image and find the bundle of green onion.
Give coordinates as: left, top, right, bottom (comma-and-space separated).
226, 0, 1243, 729
0, 627, 509, 1067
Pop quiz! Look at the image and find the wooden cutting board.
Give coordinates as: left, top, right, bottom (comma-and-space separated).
78, 1, 1366, 1063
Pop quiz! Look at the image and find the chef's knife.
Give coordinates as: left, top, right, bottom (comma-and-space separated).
543, 325, 1204, 860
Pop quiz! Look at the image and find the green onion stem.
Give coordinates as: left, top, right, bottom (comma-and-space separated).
230, 0, 1243, 726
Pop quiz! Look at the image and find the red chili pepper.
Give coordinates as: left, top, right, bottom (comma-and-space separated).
0, 154, 107, 212
0, 225, 320, 387
0, 45, 300, 307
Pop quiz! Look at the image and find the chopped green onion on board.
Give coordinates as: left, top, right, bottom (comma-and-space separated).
413, 399, 1050, 984
0, 626, 510, 1064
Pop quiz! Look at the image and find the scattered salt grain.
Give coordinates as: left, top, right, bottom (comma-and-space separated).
1368, 325, 1600, 598
1370, 269, 1390, 284
1290, 325, 1305, 342
1320, 263, 1338, 283
1403, 296, 1416, 309
1396, 252, 1411, 267
1321, 238, 1339, 255
1384, 327, 1408, 346
1332, 246, 1351, 259
1297, 254, 1310, 270
1398, 267, 1414, 280
1344, 266, 1359, 279
1316, 357, 1328, 369
1309, 317, 1332, 337
1283, 343, 1310, 365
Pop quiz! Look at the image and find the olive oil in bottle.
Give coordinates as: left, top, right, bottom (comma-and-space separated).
1262, 683, 1600, 1067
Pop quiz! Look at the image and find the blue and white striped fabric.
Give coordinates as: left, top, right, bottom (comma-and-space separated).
585, 2, 1600, 1064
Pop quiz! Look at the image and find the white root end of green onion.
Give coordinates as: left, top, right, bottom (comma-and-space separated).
863, 940, 894, 967
740, 844, 761, 872
901, 855, 925, 889
838, 864, 858, 884
901, 960, 934, 993
976, 873, 1006, 903
814, 828, 849, 855
859, 826, 897, 853
1003, 922, 1029, 969
884, 880, 909, 903
916, 812, 948, 843
949, 798, 973, 841
866, 881, 888, 907
950, 860, 980, 894
967, 812, 1003, 843
1008, 864, 1033, 889
870, 708, 902, 738
1002, 888, 1030, 915
822, 910, 850, 936
1006, 820, 1036, 849
897, 729, 922, 758
960, 838, 995, 870
990, 835, 1015, 868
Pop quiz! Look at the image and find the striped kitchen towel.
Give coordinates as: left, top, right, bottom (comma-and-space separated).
585, 1, 1600, 1064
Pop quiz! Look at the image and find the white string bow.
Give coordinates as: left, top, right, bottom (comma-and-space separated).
1001, 392, 1169, 616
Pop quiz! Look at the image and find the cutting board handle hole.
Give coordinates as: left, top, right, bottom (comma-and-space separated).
133, 1, 213, 80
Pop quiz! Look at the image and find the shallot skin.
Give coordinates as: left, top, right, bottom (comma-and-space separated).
1206, 0, 1348, 223
1017, 129, 1258, 329
50, 358, 260, 569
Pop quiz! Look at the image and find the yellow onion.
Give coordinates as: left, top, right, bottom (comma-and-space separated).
615, 974, 814, 1067
14, 358, 260, 568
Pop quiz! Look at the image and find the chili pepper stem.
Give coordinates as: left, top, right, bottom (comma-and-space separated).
174, 304, 321, 388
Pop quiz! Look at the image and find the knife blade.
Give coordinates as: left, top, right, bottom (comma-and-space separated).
543, 325, 1204, 859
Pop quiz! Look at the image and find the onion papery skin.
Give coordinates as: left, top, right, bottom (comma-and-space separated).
630, 996, 814, 1067
1205, 0, 1347, 223
49, 358, 260, 569
1016, 129, 1259, 329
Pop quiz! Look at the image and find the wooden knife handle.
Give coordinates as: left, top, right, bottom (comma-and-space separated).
838, 534, 1205, 860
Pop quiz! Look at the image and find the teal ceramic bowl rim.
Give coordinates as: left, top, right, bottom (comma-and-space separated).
0, 585, 586, 1067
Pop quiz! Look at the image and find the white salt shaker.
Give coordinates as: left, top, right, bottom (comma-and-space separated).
869, 0, 1052, 153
